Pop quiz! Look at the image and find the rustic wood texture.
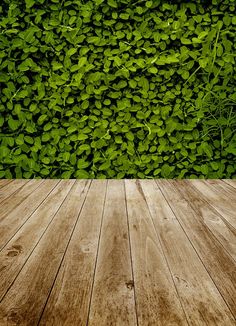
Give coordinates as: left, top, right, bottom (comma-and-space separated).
39, 180, 107, 326
0, 180, 89, 325
191, 179, 236, 230
0, 180, 28, 205
223, 179, 236, 189
0, 179, 44, 222
0, 179, 59, 250
88, 180, 137, 326
0, 179, 235, 326
0, 180, 12, 188
157, 180, 236, 318
142, 180, 235, 325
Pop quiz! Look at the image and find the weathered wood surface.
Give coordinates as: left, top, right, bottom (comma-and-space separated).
0, 179, 235, 325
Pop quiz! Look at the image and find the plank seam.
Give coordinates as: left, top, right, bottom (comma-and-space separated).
0, 180, 76, 304
0, 180, 13, 189
156, 180, 236, 319
86, 180, 108, 326
201, 180, 236, 232
222, 180, 236, 190
0, 180, 30, 205
0, 180, 60, 252
0, 179, 45, 223
142, 180, 190, 326
182, 181, 236, 261
37, 180, 92, 326
124, 179, 139, 326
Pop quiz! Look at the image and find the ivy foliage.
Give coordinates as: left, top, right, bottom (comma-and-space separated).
0, 0, 235, 178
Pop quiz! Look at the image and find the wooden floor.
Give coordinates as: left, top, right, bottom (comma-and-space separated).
0, 180, 235, 325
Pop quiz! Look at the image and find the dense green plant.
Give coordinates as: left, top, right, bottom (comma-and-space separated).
0, 0, 235, 178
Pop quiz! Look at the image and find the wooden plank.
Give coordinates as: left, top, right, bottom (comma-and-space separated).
0, 179, 44, 222
0, 180, 12, 188
0, 180, 59, 250
174, 180, 236, 262
0, 180, 74, 302
125, 180, 187, 326
223, 179, 236, 189
141, 180, 235, 325
0, 180, 29, 205
39, 180, 107, 326
191, 179, 236, 230
88, 180, 137, 326
0, 180, 90, 326
157, 180, 236, 317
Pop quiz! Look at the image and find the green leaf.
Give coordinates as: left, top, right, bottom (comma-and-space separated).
75, 170, 90, 178
62, 171, 72, 178
0, 146, 10, 158
8, 118, 20, 131
63, 152, 70, 162
77, 159, 90, 169
149, 67, 158, 74
67, 48, 77, 57
182, 71, 189, 80
161, 164, 172, 177
199, 58, 208, 68
181, 37, 192, 45
99, 161, 111, 170
79, 144, 90, 151
0, 116, 4, 127
201, 164, 209, 175
78, 57, 87, 69
68, 126, 77, 133
108, 0, 117, 8
52, 62, 63, 71
129, 80, 137, 88
25, 0, 34, 9
146, 1, 153, 8
198, 31, 208, 39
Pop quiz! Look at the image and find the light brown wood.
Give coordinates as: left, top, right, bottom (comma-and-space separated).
0, 179, 235, 325
191, 179, 236, 230
39, 180, 107, 326
223, 179, 236, 189
125, 180, 187, 325
141, 180, 235, 325
0, 179, 59, 250
0, 180, 29, 205
0, 179, 44, 222
88, 180, 137, 326
0, 180, 12, 188
158, 180, 236, 317
0, 180, 89, 325
175, 180, 236, 261
0, 180, 74, 302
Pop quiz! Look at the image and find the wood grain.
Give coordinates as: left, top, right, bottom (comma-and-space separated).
223, 179, 236, 189
191, 179, 236, 230
125, 180, 187, 326
0, 180, 89, 326
176, 180, 236, 261
0, 179, 43, 222
88, 180, 137, 326
39, 180, 107, 326
0, 179, 235, 325
0, 180, 74, 302
0, 180, 12, 188
141, 180, 235, 325
157, 179, 236, 317
0, 180, 29, 205
0, 179, 59, 250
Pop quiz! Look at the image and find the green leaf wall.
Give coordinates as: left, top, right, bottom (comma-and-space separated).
0, 0, 235, 178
